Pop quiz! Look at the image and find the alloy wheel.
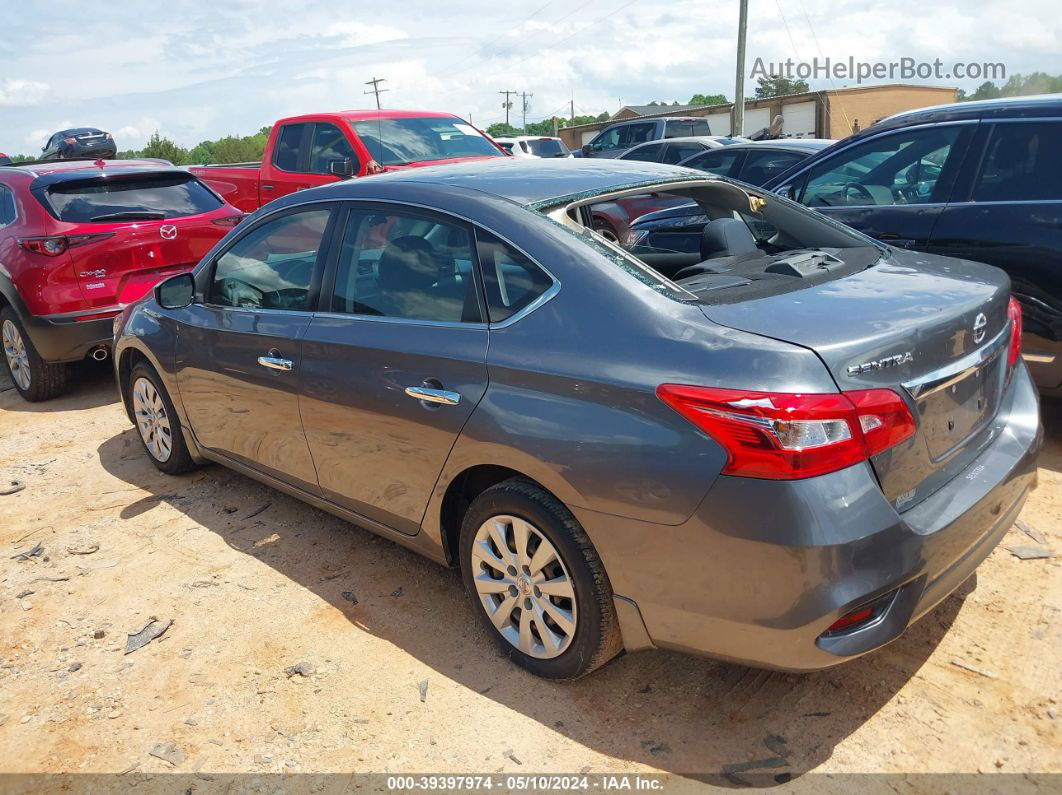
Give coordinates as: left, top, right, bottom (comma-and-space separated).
471, 514, 577, 659
2, 319, 31, 391
132, 377, 173, 463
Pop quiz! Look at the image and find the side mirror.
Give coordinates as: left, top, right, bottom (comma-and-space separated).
156, 273, 195, 309
328, 158, 355, 179
581, 144, 592, 157
774, 184, 795, 200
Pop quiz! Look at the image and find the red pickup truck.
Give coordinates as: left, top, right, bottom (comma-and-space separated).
190, 110, 507, 213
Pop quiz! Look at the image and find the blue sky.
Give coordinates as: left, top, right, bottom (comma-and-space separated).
1, 0, 1057, 154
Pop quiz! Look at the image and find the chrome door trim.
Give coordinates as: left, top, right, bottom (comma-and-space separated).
258, 356, 294, 371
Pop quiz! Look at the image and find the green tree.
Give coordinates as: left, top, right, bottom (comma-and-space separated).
140, 131, 190, 165
961, 72, 1062, 102
754, 75, 810, 99
688, 93, 728, 106
486, 122, 519, 137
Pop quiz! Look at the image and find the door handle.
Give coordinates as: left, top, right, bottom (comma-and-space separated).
262, 184, 275, 192
258, 356, 293, 372
404, 386, 460, 405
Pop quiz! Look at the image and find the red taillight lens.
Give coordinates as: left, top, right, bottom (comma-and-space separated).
656, 385, 916, 480
19, 233, 114, 256
63, 136, 77, 145
212, 214, 245, 227
1007, 296, 1023, 370
19, 236, 68, 256
825, 607, 874, 633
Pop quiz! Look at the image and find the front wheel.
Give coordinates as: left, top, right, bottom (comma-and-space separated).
459, 478, 623, 680
1, 307, 68, 402
129, 361, 197, 474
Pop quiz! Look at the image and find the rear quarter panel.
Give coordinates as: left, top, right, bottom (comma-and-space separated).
190, 166, 262, 213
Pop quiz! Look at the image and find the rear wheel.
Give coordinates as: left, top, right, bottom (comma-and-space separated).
129, 361, 196, 474
1, 307, 68, 402
459, 478, 622, 680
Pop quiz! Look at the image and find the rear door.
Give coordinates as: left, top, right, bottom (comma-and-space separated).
298, 203, 489, 535
37, 172, 231, 308
780, 122, 976, 249
176, 204, 336, 490
928, 118, 1062, 388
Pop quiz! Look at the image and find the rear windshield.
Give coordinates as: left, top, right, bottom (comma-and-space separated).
350, 117, 503, 166
527, 139, 569, 157
40, 174, 223, 222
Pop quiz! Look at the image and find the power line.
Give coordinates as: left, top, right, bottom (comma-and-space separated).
364, 76, 388, 110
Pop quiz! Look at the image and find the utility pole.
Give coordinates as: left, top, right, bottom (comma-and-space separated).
364, 76, 388, 110
570, 98, 575, 123
733, 0, 748, 136
521, 91, 533, 134
498, 90, 517, 128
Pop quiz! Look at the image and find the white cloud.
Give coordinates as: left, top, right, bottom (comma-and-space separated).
0, 79, 49, 107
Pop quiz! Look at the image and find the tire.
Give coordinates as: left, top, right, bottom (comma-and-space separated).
128, 361, 197, 475
593, 220, 620, 244
1, 306, 68, 402
459, 478, 623, 680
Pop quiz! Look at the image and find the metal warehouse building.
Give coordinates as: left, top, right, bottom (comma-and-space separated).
557, 84, 958, 148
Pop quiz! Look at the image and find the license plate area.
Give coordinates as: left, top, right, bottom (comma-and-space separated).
912, 351, 1005, 462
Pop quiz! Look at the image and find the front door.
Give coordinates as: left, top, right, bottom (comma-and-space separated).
782, 123, 975, 249
176, 204, 336, 491
263, 122, 359, 203
299, 205, 489, 535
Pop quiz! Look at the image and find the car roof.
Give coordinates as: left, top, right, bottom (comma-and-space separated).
0, 159, 190, 188
870, 93, 1062, 131
59, 127, 104, 135
502, 135, 563, 142
716, 139, 835, 153
281, 158, 714, 208
278, 109, 466, 125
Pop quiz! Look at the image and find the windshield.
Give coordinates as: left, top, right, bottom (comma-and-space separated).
41, 174, 223, 222
350, 117, 503, 166
527, 139, 569, 157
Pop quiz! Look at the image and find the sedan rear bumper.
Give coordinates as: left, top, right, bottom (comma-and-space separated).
577, 365, 1042, 671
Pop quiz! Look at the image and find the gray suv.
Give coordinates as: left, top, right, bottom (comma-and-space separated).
114, 159, 1042, 680
575, 117, 711, 159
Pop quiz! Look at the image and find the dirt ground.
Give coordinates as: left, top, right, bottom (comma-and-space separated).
0, 362, 1059, 786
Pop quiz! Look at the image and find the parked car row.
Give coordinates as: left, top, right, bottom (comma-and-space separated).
0, 94, 1052, 681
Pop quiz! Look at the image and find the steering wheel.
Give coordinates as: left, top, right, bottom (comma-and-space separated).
842, 182, 877, 205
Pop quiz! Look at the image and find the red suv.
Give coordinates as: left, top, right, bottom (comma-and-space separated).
0, 159, 242, 401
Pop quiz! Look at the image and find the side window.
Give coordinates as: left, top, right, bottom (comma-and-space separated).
739, 150, 805, 186
800, 126, 963, 207
683, 149, 742, 176
0, 186, 16, 227
664, 142, 706, 164
622, 123, 656, 147
624, 143, 665, 162
272, 123, 306, 172
308, 123, 358, 175
477, 231, 552, 323
591, 127, 622, 151
332, 210, 481, 323
210, 208, 330, 310
973, 122, 1062, 202
664, 122, 694, 139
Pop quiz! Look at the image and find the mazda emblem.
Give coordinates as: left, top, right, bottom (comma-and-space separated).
160, 224, 177, 240
972, 312, 987, 345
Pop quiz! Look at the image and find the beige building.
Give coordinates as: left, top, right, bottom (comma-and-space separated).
557, 84, 958, 149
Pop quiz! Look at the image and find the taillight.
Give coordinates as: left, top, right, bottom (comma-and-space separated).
19, 233, 114, 256
1007, 296, 1022, 370
656, 384, 916, 480
212, 214, 245, 227
105, 132, 113, 140
63, 136, 77, 145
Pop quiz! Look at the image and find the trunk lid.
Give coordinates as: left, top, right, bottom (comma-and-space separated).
697, 248, 1013, 510
68, 217, 228, 307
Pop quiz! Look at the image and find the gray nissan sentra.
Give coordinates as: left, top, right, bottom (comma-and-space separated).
113, 158, 1042, 679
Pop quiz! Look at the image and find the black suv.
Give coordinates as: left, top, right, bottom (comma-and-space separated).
764, 95, 1062, 392
575, 117, 711, 159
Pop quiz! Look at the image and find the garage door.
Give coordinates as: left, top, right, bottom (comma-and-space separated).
780, 101, 817, 137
